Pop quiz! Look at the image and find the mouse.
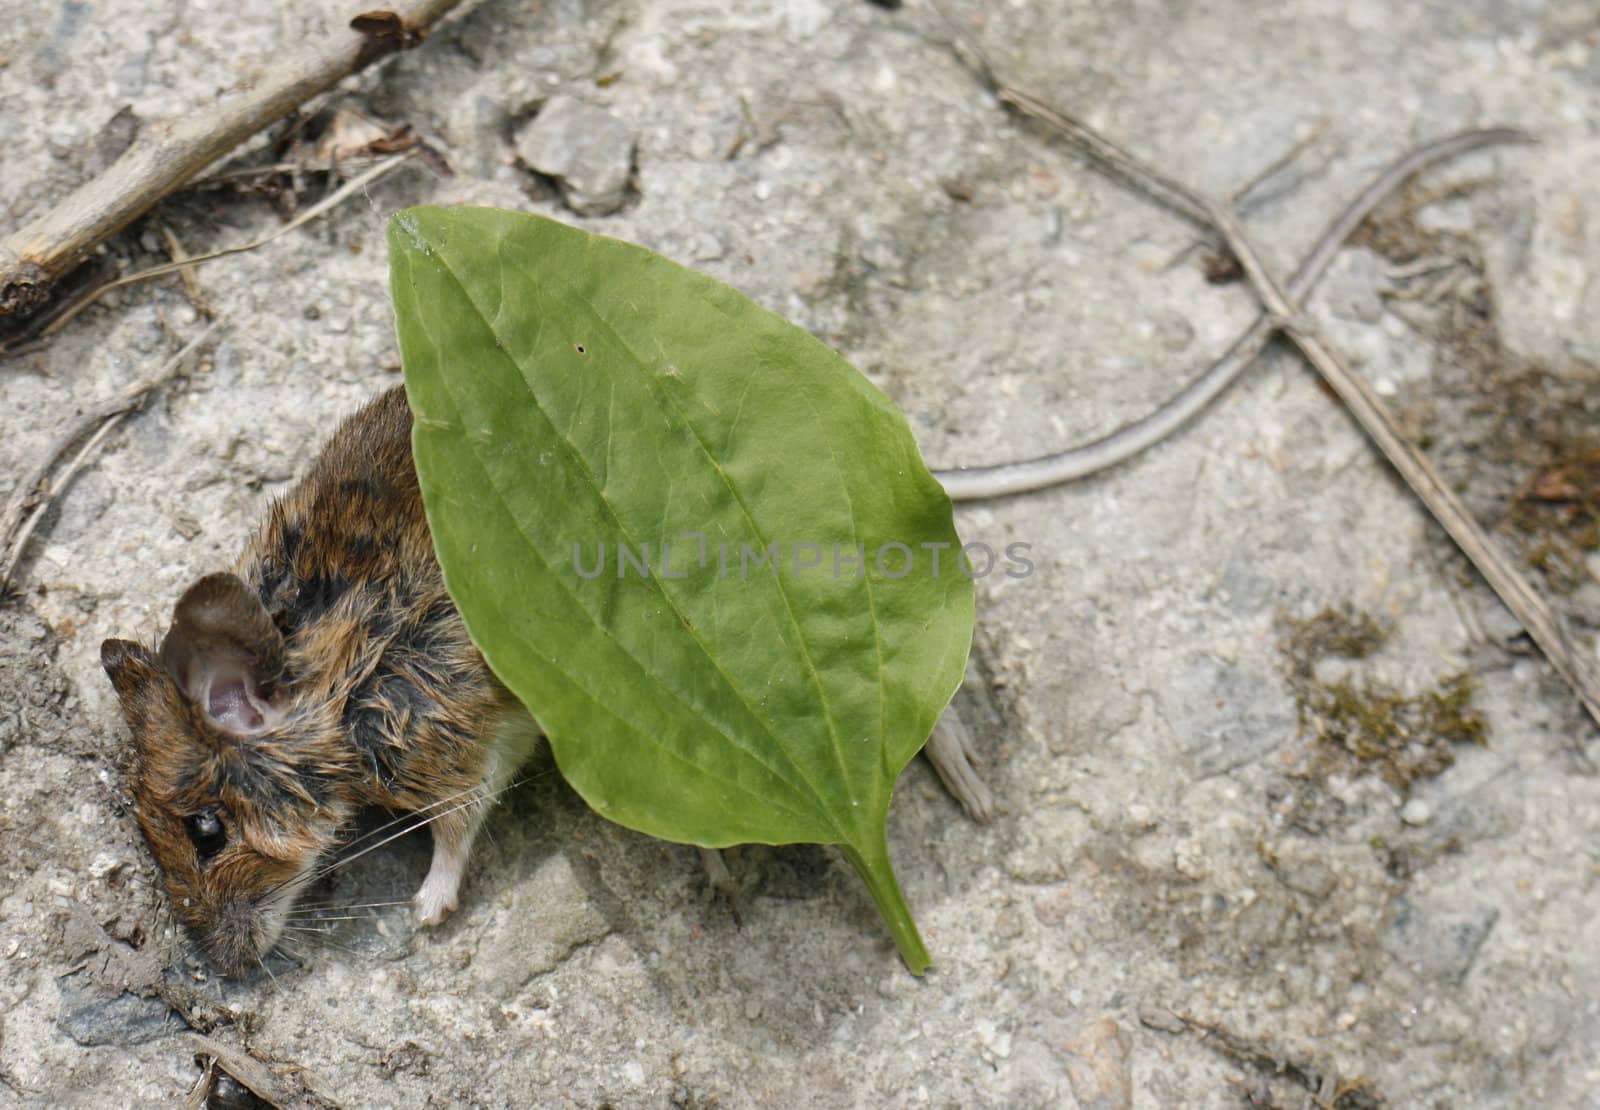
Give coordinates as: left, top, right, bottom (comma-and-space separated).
100, 386, 539, 975
99, 384, 996, 975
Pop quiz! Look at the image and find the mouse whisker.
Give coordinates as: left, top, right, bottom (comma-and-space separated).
306, 932, 365, 959
282, 898, 413, 918
307, 772, 529, 887
324, 898, 415, 910
334, 774, 534, 863
269, 942, 306, 970
253, 772, 532, 915
310, 789, 493, 882
325, 780, 503, 859
283, 913, 380, 924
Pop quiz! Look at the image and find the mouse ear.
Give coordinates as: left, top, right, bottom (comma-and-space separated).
159, 573, 287, 739
102, 637, 155, 689
101, 638, 161, 728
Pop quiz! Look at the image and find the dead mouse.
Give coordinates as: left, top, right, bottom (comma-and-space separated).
100, 385, 991, 975
101, 387, 538, 974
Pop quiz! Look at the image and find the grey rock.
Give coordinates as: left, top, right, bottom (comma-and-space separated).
1161, 651, 1297, 777
465, 850, 612, 1000
56, 973, 179, 1047
1220, 548, 1279, 614
1320, 248, 1385, 325
1421, 758, 1524, 847
1400, 797, 1432, 826
1234, 893, 1294, 961
516, 95, 634, 216
1382, 896, 1497, 984
1146, 308, 1196, 353
1271, 849, 1338, 899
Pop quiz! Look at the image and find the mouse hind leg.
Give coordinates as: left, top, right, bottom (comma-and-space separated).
413, 707, 542, 926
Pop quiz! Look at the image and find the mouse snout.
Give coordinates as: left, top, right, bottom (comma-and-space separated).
200, 895, 276, 976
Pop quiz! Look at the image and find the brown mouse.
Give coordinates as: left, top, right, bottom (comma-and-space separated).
101, 386, 538, 975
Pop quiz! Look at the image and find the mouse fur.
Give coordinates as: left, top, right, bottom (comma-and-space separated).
102, 386, 537, 974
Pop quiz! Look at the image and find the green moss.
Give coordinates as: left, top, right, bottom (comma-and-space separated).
1313, 672, 1485, 790
1282, 606, 1387, 665
1279, 608, 1487, 792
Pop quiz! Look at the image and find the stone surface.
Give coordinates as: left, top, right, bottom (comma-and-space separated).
1383, 896, 1499, 985
55, 975, 176, 1048
1060, 1018, 1133, 1110
2, 0, 1599, 1106
516, 94, 635, 215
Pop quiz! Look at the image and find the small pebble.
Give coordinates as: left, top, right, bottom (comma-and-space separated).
88, 853, 125, 879
1401, 798, 1432, 826
515, 95, 635, 216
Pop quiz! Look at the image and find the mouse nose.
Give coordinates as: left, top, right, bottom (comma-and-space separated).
203, 896, 268, 977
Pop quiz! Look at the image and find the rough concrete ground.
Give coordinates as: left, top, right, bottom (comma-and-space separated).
3, 0, 1600, 1105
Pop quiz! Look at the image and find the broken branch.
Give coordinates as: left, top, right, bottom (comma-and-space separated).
0, 0, 463, 318
36, 152, 415, 340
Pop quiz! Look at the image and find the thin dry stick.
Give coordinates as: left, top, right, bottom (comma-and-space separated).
933, 127, 1530, 499
0, 0, 463, 317
962, 64, 1600, 729
195, 155, 396, 184
1213, 202, 1600, 729
1139, 1007, 1372, 1104
158, 224, 211, 319
1161, 120, 1330, 273
1230, 119, 1328, 211
39, 153, 416, 339
184, 1034, 290, 1109
0, 320, 225, 594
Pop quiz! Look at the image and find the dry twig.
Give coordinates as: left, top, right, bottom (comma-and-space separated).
185, 1033, 291, 1109
0, 0, 464, 318
0, 320, 225, 596
34, 152, 416, 340
932, 128, 1529, 499
1139, 1007, 1377, 1108
932, 21, 1600, 730
158, 224, 212, 320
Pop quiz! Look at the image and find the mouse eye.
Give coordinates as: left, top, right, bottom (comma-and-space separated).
186, 809, 228, 861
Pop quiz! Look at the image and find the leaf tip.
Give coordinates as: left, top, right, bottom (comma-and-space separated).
387, 206, 441, 260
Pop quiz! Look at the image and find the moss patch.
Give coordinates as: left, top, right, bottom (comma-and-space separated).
1510, 434, 1600, 591
1280, 607, 1487, 792
1345, 175, 1600, 605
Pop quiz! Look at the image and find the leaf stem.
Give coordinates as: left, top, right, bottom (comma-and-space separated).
841, 832, 931, 975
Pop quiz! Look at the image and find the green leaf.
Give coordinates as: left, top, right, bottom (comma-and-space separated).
387, 206, 973, 972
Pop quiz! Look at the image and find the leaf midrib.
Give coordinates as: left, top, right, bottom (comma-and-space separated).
403, 265, 830, 834
534, 236, 879, 823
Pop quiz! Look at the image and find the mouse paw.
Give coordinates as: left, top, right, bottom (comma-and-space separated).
413, 875, 461, 927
